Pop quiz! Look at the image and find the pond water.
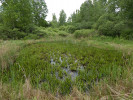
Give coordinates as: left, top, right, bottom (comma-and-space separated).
7, 42, 128, 95
50, 56, 85, 81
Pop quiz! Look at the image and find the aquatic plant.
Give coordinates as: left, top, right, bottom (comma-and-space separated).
1, 41, 130, 95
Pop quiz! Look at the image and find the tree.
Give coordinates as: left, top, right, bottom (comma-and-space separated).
32, 0, 48, 27
119, 0, 133, 25
59, 10, 67, 26
80, 0, 93, 22
71, 10, 81, 23
51, 13, 58, 27
70, 0, 106, 29
0, 0, 48, 30
1, 0, 33, 29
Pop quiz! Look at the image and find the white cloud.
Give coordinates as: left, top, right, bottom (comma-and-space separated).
45, 0, 86, 21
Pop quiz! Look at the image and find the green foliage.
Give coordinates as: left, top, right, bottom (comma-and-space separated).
74, 29, 96, 38
0, 0, 48, 31
23, 34, 40, 40
58, 31, 68, 37
0, 25, 26, 40
66, 25, 76, 33
70, 0, 106, 29
40, 27, 58, 35
0, 24, 49, 40
120, 0, 133, 22
51, 13, 58, 28
1, 42, 130, 95
75, 21, 94, 29
98, 21, 115, 36
71, 10, 81, 23
59, 10, 67, 26
114, 21, 126, 36
1, 0, 33, 29
59, 25, 76, 33
96, 14, 127, 37
59, 26, 66, 31
121, 28, 133, 40
32, 0, 48, 27
59, 78, 72, 95
68, 0, 133, 40
0, 0, 49, 40
95, 13, 116, 29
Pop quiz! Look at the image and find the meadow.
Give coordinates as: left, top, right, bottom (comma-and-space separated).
0, 34, 133, 100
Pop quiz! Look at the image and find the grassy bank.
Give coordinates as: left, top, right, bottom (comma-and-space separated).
0, 35, 133, 100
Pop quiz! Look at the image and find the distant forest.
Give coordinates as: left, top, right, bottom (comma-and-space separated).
0, 0, 133, 40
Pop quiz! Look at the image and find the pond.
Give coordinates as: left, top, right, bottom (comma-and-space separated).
1, 41, 130, 95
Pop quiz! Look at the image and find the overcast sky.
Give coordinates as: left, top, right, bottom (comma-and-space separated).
45, 0, 86, 21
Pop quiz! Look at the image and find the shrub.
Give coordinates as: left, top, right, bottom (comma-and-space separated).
114, 21, 125, 37
95, 14, 115, 30
22, 24, 37, 33
35, 27, 48, 36
66, 25, 76, 33
24, 34, 40, 40
74, 29, 95, 38
0, 25, 26, 40
96, 13, 127, 37
98, 21, 115, 37
52, 28, 60, 33
58, 31, 68, 37
59, 26, 66, 31
59, 25, 76, 33
0, 24, 50, 40
121, 28, 133, 40
73, 21, 93, 30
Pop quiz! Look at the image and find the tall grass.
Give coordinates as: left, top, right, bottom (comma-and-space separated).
0, 41, 20, 70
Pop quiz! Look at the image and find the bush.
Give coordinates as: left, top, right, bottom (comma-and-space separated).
0, 24, 49, 40
22, 24, 37, 33
59, 25, 76, 33
113, 21, 125, 37
96, 13, 127, 37
59, 26, 66, 31
74, 29, 95, 38
121, 28, 133, 40
73, 21, 93, 30
98, 21, 115, 37
24, 34, 40, 40
95, 14, 115, 30
58, 31, 68, 37
0, 25, 26, 40
52, 28, 60, 33
66, 25, 76, 33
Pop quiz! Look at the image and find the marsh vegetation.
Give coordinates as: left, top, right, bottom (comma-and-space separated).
0, 0, 133, 99
0, 40, 131, 95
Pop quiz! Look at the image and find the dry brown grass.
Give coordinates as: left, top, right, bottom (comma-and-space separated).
0, 41, 17, 70
0, 40, 40, 71
1, 70, 133, 99
90, 67, 133, 100
0, 79, 91, 100
22, 79, 57, 100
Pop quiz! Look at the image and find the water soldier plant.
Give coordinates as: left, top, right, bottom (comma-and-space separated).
1, 41, 131, 95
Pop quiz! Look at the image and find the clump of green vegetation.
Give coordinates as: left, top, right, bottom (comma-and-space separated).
1, 41, 131, 95
74, 29, 96, 38
121, 28, 133, 40
58, 31, 69, 37
59, 25, 76, 33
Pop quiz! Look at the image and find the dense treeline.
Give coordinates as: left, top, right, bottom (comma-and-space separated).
0, 0, 133, 40
0, 0, 48, 39
51, 0, 133, 40
74, 0, 133, 39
